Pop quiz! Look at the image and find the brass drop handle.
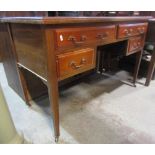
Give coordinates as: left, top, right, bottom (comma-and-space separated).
70, 61, 82, 69
68, 36, 76, 41
70, 58, 87, 70
133, 42, 141, 48
138, 27, 144, 34
68, 35, 87, 45
124, 29, 131, 36
97, 32, 109, 40
81, 35, 87, 41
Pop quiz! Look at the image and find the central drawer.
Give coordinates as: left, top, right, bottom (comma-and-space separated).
55, 25, 116, 49
56, 48, 96, 80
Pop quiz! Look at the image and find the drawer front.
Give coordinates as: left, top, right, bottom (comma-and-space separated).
57, 48, 96, 80
55, 26, 116, 49
118, 23, 148, 39
127, 36, 144, 55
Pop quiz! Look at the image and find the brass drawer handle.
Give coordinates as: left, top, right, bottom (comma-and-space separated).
137, 27, 144, 34
124, 29, 131, 36
133, 42, 141, 49
68, 35, 87, 45
97, 32, 109, 40
70, 61, 82, 69
81, 35, 87, 41
70, 58, 87, 70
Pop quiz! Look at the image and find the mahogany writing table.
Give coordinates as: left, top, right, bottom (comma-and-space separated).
0, 16, 151, 142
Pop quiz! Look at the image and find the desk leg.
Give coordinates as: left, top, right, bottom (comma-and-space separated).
47, 80, 59, 142
45, 30, 60, 142
145, 49, 155, 86
97, 50, 106, 74
133, 50, 143, 86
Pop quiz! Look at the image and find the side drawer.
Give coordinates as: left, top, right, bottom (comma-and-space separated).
127, 36, 144, 55
118, 23, 148, 39
56, 48, 96, 80
55, 26, 116, 49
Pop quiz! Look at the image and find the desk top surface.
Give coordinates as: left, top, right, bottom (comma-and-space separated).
0, 16, 153, 25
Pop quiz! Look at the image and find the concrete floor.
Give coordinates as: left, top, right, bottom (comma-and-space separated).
0, 62, 155, 144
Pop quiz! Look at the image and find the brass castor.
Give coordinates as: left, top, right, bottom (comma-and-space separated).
55, 137, 59, 143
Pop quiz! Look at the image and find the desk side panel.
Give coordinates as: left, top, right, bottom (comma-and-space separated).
0, 23, 25, 99
11, 24, 47, 79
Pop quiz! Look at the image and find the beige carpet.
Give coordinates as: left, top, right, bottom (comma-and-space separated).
0, 63, 155, 144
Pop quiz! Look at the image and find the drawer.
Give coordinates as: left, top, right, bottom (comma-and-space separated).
56, 48, 96, 80
127, 36, 144, 55
55, 26, 116, 49
118, 23, 148, 39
